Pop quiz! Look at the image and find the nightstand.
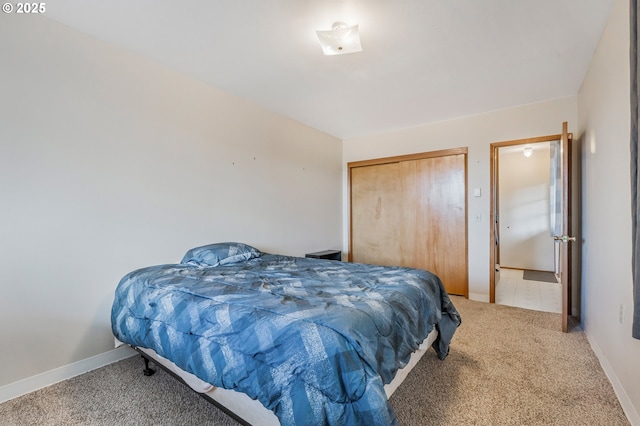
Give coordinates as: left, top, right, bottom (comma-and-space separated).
305, 250, 342, 261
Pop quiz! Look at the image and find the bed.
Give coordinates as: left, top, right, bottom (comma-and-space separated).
111, 242, 461, 426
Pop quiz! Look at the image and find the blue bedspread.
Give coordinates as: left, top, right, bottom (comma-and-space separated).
111, 250, 460, 426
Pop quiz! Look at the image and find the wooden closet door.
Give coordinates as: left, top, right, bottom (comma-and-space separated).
350, 162, 402, 266
349, 151, 467, 296
399, 155, 467, 296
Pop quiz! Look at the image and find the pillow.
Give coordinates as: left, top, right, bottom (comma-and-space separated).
181, 242, 262, 267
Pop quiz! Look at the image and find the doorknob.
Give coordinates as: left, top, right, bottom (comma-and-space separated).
553, 235, 576, 243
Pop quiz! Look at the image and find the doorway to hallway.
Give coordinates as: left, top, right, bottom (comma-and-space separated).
491, 137, 562, 315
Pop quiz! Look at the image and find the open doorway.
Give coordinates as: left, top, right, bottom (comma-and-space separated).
490, 136, 562, 314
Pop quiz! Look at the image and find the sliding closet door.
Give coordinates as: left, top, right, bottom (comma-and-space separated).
349, 150, 468, 296
399, 156, 467, 295
350, 162, 403, 266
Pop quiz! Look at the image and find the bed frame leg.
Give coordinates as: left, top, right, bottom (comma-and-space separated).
142, 355, 156, 376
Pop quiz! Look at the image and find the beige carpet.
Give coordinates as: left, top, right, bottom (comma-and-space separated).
0, 296, 629, 425
389, 296, 629, 425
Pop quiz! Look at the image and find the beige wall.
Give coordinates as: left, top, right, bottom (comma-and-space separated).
343, 97, 577, 301
578, 0, 640, 422
0, 16, 342, 389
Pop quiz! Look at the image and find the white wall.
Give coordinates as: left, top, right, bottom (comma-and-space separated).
0, 16, 342, 389
343, 97, 577, 301
499, 143, 555, 271
578, 0, 640, 422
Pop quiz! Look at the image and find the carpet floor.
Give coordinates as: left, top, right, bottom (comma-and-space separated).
0, 296, 629, 425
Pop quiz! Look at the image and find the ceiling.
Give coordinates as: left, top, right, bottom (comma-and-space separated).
44, 0, 616, 139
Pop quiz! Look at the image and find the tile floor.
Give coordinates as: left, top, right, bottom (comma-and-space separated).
495, 267, 562, 313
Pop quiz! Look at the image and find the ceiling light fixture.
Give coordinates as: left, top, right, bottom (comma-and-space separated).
523, 146, 533, 158
316, 22, 362, 56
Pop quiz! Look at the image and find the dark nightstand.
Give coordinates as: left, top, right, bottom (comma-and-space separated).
305, 250, 342, 261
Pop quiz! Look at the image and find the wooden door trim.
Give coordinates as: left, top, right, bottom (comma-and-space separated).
489, 132, 572, 304
561, 122, 572, 332
347, 147, 468, 169
491, 134, 564, 148
348, 148, 468, 298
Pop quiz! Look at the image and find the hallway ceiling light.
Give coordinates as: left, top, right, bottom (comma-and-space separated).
316, 22, 362, 56
523, 146, 533, 157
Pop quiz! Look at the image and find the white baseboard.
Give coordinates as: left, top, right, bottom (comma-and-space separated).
468, 292, 490, 303
0, 345, 137, 404
586, 332, 640, 426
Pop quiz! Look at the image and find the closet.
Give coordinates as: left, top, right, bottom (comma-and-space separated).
348, 148, 468, 296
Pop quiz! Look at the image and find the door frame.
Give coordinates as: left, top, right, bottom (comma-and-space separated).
559, 122, 573, 332
489, 134, 566, 302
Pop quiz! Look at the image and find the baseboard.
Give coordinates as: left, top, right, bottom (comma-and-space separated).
585, 332, 640, 425
0, 345, 137, 404
468, 292, 490, 303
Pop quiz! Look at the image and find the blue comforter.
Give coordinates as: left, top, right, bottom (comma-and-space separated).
111, 250, 460, 426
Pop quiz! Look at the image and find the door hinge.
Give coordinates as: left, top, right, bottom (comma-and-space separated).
553, 235, 576, 243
